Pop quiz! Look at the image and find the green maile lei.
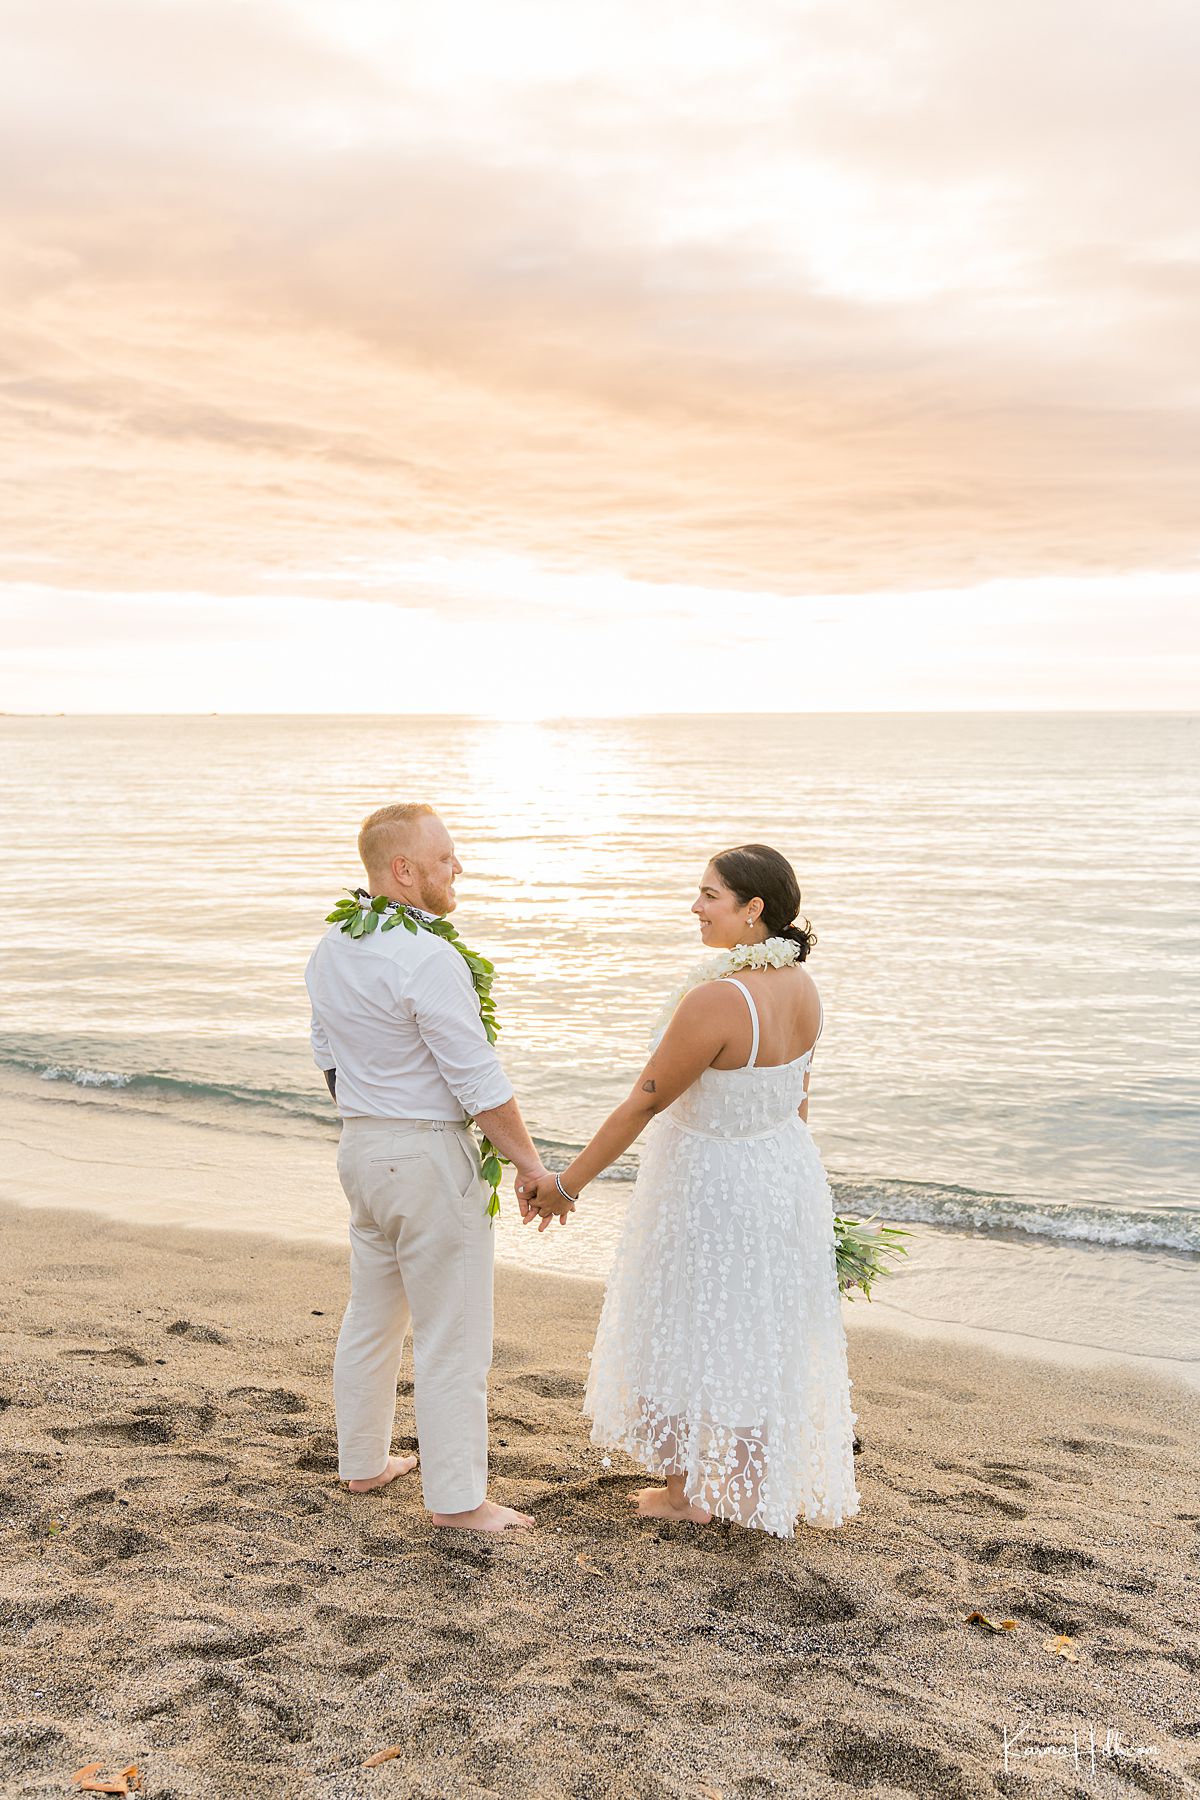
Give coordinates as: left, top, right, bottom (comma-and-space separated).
325, 888, 506, 1221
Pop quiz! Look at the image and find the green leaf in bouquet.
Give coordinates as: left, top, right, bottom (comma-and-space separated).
833, 1212, 914, 1301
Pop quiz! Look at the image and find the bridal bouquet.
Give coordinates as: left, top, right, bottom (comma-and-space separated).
833, 1213, 912, 1301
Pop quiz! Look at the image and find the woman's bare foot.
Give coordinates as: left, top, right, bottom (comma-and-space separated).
630, 1486, 712, 1524
431, 1500, 535, 1533
346, 1453, 418, 1493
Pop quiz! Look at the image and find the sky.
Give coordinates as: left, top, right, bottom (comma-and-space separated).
1, 0, 1198, 712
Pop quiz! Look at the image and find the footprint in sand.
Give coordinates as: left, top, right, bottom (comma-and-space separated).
315, 1603, 407, 1646
524, 1472, 646, 1536
575, 1653, 654, 1678
433, 1536, 496, 1570
55, 1401, 218, 1448
1041, 1432, 1132, 1459
160, 1621, 287, 1662
339, 1649, 390, 1679
976, 1536, 1097, 1576
228, 1386, 309, 1415
292, 1447, 338, 1474
931, 1460, 1036, 1506
59, 1345, 149, 1367
811, 1720, 977, 1796
979, 1461, 1037, 1491
55, 1415, 174, 1446
359, 1533, 421, 1564
891, 1563, 959, 1601
165, 1319, 229, 1344
406, 1650, 460, 1690
1011, 1589, 1128, 1635
921, 1486, 1029, 1520
1092, 1423, 1179, 1447
519, 1372, 584, 1402
491, 1447, 569, 1482
714, 1570, 860, 1628
73, 1520, 168, 1564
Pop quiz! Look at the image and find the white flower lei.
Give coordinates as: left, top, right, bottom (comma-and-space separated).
650, 937, 802, 1038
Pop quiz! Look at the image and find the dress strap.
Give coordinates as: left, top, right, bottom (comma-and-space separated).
723, 977, 760, 1069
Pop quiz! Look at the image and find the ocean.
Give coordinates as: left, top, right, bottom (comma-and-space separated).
1, 713, 1196, 1368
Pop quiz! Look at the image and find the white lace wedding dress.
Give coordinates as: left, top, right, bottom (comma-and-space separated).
584, 977, 860, 1538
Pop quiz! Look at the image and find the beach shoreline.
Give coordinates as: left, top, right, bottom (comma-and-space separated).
2, 1194, 1198, 1798
3, 1070, 1197, 1392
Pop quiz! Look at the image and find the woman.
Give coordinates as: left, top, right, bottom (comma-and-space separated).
523, 844, 860, 1537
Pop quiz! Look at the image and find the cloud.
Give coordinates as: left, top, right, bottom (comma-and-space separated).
0, 0, 1198, 615
4, 570, 1196, 714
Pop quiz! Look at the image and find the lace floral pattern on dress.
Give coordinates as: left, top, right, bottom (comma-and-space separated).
584, 1036, 860, 1539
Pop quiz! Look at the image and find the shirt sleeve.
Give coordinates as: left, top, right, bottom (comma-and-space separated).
310, 1009, 336, 1073
408, 946, 514, 1116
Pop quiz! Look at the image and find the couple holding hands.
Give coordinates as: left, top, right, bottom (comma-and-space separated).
305, 803, 860, 1538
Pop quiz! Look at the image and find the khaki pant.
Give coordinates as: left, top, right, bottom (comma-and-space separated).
334, 1116, 494, 1513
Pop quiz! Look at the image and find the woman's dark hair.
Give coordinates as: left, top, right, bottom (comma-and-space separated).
711, 843, 816, 960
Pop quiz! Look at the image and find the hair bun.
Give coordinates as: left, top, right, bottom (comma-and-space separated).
712, 844, 817, 962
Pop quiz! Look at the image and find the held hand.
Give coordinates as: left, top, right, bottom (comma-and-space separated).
514, 1166, 551, 1223
518, 1173, 576, 1232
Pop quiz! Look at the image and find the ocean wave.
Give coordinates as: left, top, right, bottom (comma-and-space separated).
5, 1050, 1195, 1252
1, 1051, 337, 1133
6, 1050, 640, 1171
40, 1065, 134, 1088
828, 1175, 1200, 1257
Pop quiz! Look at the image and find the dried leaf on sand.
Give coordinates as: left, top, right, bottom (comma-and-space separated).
363, 1745, 405, 1768
70, 1762, 141, 1794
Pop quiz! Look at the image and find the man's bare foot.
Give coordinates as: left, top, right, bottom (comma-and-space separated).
630, 1486, 712, 1524
346, 1453, 418, 1493
431, 1500, 535, 1533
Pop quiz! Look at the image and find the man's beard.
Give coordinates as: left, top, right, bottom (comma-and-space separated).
413, 873, 454, 917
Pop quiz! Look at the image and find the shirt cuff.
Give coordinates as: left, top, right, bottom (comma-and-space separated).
454, 1070, 515, 1116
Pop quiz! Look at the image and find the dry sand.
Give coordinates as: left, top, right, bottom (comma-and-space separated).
1, 1197, 1198, 1799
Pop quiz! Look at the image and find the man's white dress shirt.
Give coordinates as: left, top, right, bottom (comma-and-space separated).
305, 917, 513, 1121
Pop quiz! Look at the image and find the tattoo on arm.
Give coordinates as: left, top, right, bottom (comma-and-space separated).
641, 1079, 657, 1094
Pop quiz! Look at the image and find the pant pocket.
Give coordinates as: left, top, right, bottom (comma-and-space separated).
445, 1130, 485, 1204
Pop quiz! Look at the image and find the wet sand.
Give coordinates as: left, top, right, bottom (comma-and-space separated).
2, 1197, 1198, 1798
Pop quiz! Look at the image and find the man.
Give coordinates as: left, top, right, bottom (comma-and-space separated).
306, 803, 551, 1534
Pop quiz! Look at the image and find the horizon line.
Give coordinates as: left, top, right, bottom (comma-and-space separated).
1, 708, 1196, 721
